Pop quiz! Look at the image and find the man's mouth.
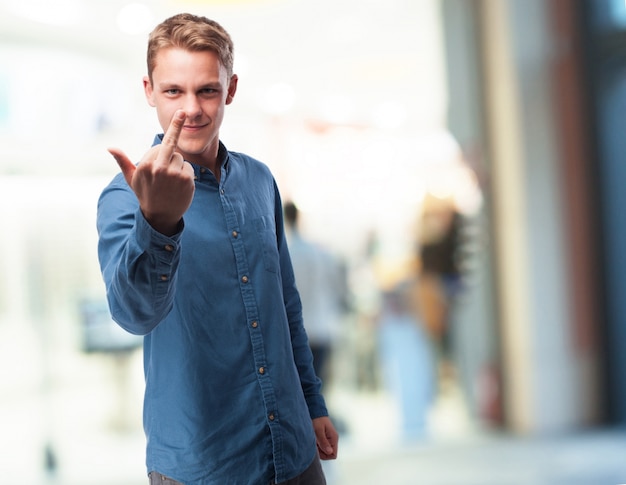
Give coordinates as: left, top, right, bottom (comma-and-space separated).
183, 123, 208, 131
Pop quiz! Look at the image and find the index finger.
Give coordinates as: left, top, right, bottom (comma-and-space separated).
157, 110, 186, 163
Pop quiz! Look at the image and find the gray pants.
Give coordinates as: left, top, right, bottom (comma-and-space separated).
149, 454, 326, 485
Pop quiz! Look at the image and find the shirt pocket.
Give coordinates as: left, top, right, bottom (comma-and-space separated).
254, 216, 279, 273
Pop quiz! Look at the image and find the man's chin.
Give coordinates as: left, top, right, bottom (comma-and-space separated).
178, 144, 207, 161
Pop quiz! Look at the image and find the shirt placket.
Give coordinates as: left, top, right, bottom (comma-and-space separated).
218, 179, 285, 479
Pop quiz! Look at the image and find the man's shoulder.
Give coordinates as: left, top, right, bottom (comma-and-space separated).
228, 150, 271, 173
227, 151, 278, 192
100, 171, 131, 194
97, 172, 137, 215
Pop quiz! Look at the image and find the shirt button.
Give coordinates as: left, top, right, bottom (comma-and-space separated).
232, 231, 238, 238
160, 274, 168, 281
241, 275, 249, 283
268, 413, 275, 421
200, 167, 207, 173
251, 321, 258, 328
164, 244, 174, 252
259, 367, 265, 375
220, 189, 225, 195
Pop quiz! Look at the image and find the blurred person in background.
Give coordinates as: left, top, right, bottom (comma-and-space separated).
415, 194, 465, 382
283, 201, 349, 389
377, 265, 435, 443
97, 13, 337, 485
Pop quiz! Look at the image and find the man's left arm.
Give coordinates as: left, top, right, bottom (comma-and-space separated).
273, 187, 338, 459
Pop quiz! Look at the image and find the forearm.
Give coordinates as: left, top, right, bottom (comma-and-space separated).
275, 190, 329, 418
281, 252, 328, 418
97, 184, 182, 335
103, 240, 179, 335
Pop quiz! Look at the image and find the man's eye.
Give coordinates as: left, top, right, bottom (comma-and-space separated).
200, 88, 217, 95
166, 89, 180, 95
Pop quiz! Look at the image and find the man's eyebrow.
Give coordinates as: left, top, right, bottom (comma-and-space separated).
158, 82, 182, 90
157, 82, 222, 90
198, 82, 222, 89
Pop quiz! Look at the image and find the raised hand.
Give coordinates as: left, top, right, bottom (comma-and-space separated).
108, 110, 196, 236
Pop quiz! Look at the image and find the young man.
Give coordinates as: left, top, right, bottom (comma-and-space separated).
97, 13, 338, 485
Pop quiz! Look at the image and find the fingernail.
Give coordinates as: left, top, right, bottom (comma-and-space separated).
175, 110, 186, 120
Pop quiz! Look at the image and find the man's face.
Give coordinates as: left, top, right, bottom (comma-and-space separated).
144, 48, 237, 166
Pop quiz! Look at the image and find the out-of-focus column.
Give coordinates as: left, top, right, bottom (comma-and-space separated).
479, 0, 580, 433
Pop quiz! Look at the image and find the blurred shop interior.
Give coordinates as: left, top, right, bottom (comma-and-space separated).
2, 0, 626, 483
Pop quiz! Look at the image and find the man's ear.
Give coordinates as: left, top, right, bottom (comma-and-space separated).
226, 74, 238, 105
143, 76, 156, 107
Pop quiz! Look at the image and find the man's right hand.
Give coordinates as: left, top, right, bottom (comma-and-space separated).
108, 110, 196, 236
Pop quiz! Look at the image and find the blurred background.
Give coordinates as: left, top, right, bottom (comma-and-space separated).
1, 0, 626, 483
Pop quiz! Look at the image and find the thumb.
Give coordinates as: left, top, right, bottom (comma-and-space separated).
317, 436, 333, 455
107, 148, 136, 186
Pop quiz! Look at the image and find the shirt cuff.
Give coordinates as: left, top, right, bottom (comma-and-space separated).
306, 395, 329, 420
134, 208, 184, 256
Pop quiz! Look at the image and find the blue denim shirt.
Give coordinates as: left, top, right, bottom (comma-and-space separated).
97, 138, 327, 484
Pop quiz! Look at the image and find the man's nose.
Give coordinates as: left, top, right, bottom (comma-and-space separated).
183, 96, 202, 117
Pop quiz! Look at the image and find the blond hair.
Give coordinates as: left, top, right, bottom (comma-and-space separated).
147, 13, 234, 82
